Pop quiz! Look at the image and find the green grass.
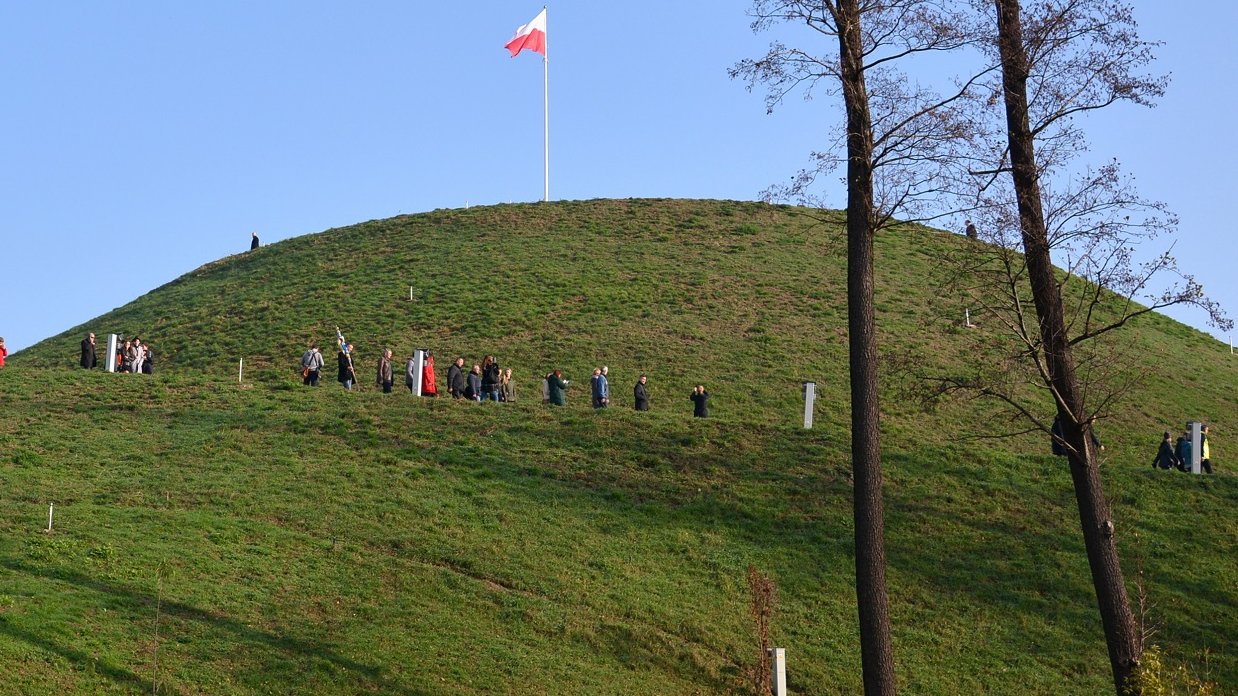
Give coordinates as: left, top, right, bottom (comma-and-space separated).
3, 199, 1235, 694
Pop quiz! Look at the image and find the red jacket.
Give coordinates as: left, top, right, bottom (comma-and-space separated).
0, 344, 7, 366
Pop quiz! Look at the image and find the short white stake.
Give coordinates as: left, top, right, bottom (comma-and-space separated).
239, 359, 244, 383
964, 308, 974, 328
47, 503, 54, 532
770, 647, 786, 696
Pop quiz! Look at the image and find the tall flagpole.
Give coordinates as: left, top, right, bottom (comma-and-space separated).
542, 6, 549, 202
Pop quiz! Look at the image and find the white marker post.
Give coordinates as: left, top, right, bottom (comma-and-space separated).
770, 648, 787, 696
105, 334, 119, 373
802, 381, 816, 429
965, 308, 974, 328
239, 359, 244, 383
47, 503, 54, 532
410, 286, 414, 302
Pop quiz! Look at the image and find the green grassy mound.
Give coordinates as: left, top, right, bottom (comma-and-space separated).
3, 199, 1235, 694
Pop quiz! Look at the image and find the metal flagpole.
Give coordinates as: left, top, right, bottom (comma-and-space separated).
542, 6, 549, 202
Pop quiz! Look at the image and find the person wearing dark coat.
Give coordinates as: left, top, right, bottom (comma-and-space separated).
1174, 432, 1192, 472
1152, 432, 1179, 470
480, 355, 501, 401
690, 385, 709, 418
465, 364, 482, 401
141, 346, 154, 375
250, 231, 260, 250
546, 370, 569, 406
447, 357, 466, 399
337, 345, 356, 390
80, 333, 97, 369
633, 375, 649, 411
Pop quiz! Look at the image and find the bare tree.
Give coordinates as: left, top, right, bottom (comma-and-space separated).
924, 1, 1231, 693
733, 3, 977, 692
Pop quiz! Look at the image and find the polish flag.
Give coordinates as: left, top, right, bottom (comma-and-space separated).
504, 8, 547, 58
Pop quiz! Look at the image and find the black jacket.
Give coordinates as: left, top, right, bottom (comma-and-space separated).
447, 364, 465, 397
80, 339, 97, 369
1153, 440, 1179, 470
482, 362, 501, 390
634, 382, 649, 411
337, 351, 355, 384
690, 390, 709, 418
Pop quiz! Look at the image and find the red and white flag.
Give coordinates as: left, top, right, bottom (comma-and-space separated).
504, 8, 547, 58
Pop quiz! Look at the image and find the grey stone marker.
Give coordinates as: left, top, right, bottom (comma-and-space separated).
1188, 421, 1203, 474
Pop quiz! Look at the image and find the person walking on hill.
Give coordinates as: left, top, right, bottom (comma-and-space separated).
481, 355, 501, 401
447, 357, 466, 399
80, 333, 97, 369
338, 344, 357, 390
592, 366, 610, 408
377, 349, 394, 394
690, 384, 709, 418
250, 231, 260, 250
547, 369, 569, 406
302, 343, 324, 386
1175, 431, 1192, 472
423, 352, 438, 397
466, 364, 482, 401
634, 374, 649, 411
1152, 432, 1179, 470
500, 368, 516, 402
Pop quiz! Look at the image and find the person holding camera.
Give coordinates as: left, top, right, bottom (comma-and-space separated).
547, 369, 570, 406
690, 384, 709, 418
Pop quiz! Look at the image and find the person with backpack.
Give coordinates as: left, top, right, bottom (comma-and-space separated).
301, 343, 324, 386
1152, 432, 1179, 470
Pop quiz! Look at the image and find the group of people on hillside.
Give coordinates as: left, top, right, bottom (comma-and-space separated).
298, 341, 711, 417
546, 366, 708, 416
76, 332, 155, 374
1152, 426, 1215, 474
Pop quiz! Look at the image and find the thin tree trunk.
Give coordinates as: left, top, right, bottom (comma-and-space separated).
993, 1, 1142, 692
836, 2, 897, 693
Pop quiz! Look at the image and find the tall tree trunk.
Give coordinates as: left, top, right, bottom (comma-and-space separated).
836, 2, 897, 693
993, 1, 1142, 693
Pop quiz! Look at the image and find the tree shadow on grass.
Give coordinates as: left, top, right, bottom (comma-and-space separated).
1, 559, 421, 695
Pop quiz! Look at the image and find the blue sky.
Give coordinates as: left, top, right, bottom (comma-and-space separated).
2, 2, 1233, 352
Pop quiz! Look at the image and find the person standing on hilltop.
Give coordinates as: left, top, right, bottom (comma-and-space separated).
447, 357, 466, 399
80, 333, 97, 369
634, 374, 649, 411
338, 343, 357, 390
250, 231, 260, 250
547, 369, 569, 406
141, 343, 155, 375
964, 219, 978, 239
377, 349, 393, 394
130, 338, 147, 375
690, 384, 709, 418
0, 337, 7, 368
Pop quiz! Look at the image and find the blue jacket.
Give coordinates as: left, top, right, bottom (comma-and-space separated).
593, 374, 609, 400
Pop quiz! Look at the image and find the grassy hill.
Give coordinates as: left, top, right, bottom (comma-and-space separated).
3, 199, 1235, 694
